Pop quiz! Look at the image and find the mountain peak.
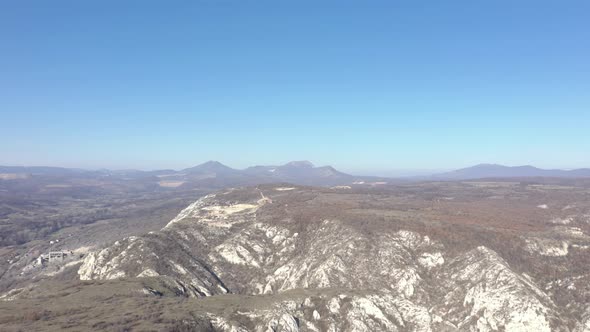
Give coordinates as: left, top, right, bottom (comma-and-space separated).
435, 163, 590, 180
284, 161, 314, 168
200, 160, 226, 167
182, 161, 236, 173
472, 163, 502, 167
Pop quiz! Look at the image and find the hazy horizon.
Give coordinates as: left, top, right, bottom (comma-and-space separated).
2, 1, 589, 172
3, 159, 590, 179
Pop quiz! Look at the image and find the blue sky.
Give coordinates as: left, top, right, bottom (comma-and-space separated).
1, 1, 589, 174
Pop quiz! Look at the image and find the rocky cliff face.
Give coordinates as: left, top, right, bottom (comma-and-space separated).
433, 247, 561, 331
75, 185, 588, 331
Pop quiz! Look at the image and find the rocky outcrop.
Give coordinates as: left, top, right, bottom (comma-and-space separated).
433, 246, 565, 331
575, 306, 590, 332
77, 190, 264, 296
76, 186, 581, 330
261, 223, 443, 298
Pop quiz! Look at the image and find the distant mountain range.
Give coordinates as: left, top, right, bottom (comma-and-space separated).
0, 161, 389, 188
431, 163, 590, 180
1, 162, 589, 187
172, 160, 387, 186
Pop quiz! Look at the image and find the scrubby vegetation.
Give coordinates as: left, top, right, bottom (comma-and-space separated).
2, 179, 590, 330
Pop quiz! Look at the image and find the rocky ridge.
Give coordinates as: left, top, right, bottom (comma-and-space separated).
73, 185, 585, 331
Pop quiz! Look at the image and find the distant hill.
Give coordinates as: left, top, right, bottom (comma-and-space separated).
0, 166, 87, 176
432, 164, 590, 180
181, 161, 240, 176
0, 161, 392, 188
243, 160, 355, 185
3, 162, 590, 185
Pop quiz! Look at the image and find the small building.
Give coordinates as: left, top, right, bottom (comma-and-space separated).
48, 251, 67, 263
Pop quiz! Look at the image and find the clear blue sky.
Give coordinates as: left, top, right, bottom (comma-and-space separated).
1, 1, 589, 174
